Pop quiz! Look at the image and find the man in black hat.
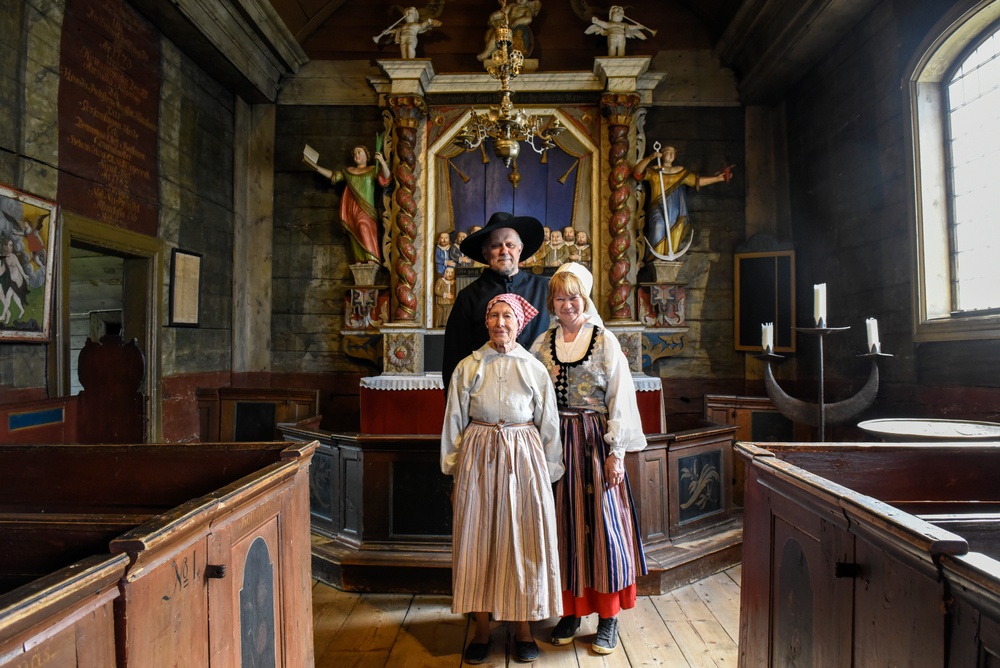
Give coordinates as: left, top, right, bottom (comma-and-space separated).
442, 211, 550, 390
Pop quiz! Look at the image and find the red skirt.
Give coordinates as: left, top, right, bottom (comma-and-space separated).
562, 584, 637, 618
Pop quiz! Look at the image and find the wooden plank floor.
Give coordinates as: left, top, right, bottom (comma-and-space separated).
312, 565, 741, 667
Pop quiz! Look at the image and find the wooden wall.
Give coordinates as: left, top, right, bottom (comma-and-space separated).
783, 0, 1000, 423
272, 105, 387, 375
639, 106, 747, 426
0, 0, 47, 399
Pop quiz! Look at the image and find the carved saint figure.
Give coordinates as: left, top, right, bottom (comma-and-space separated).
306, 145, 391, 264
632, 144, 732, 261
574, 230, 591, 269
477, 0, 541, 61
434, 266, 456, 327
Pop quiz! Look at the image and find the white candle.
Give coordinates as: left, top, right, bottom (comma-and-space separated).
814, 284, 827, 326
762, 322, 774, 352
866, 318, 880, 353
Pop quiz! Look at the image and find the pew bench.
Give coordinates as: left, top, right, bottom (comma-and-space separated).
0, 441, 316, 668
738, 441, 1000, 667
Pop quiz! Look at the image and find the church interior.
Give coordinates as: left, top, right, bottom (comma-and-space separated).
3, 0, 1000, 665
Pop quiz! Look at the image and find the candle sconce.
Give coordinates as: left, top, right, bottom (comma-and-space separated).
755, 324, 891, 441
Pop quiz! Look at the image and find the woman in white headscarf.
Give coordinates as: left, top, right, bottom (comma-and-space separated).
442, 292, 563, 664
532, 262, 647, 655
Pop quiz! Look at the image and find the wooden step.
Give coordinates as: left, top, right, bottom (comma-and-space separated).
311, 520, 743, 595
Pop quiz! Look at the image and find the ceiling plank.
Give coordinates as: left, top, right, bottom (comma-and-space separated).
294, 0, 350, 43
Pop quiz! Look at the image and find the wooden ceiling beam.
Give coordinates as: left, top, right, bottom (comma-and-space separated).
294, 0, 349, 44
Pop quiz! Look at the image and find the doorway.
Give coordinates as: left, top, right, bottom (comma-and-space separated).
51, 214, 163, 441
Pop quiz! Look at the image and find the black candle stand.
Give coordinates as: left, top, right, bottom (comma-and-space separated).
754, 323, 891, 441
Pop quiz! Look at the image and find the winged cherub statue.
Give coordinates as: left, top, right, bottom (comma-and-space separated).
373, 2, 445, 59
584, 5, 655, 57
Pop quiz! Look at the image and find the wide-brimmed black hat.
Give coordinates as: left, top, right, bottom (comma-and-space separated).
459, 211, 544, 265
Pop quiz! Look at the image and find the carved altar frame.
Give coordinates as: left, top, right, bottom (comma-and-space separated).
368, 57, 665, 376
423, 105, 603, 330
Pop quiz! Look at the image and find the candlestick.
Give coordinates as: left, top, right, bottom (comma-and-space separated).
866, 317, 880, 353
761, 322, 774, 352
814, 284, 827, 326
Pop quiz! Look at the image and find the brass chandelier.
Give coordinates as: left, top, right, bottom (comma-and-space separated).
453, 0, 564, 168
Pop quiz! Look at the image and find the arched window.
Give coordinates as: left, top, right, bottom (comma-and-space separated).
908, 2, 1000, 341
946, 27, 1000, 312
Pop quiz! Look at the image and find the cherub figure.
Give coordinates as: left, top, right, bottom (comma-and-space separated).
374, 5, 443, 59
477, 0, 541, 62
585, 5, 655, 57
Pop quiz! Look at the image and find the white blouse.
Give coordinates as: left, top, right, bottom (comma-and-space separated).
441, 342, 564, 481
536, 320, 647, 458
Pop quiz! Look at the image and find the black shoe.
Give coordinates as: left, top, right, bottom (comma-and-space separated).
515, 639, 540, 662
592, 617, 618, 655
550, 615, 580, 645
463, 641, 491, 664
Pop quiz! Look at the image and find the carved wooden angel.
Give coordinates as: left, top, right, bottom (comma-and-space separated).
373, 1, 445, 59
583, 5, 655, 57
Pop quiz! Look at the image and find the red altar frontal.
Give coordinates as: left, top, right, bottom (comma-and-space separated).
359, 373, 665, 435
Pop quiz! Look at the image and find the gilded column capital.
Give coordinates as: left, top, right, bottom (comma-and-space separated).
600, 93, 641, 127
387, 95, 428, 129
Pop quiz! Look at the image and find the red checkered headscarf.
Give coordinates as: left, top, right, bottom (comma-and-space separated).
486, 293, 538, 336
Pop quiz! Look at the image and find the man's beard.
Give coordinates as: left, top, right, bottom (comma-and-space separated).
492, 259, 518, 277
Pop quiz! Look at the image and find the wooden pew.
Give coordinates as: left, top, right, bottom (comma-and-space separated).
0, 553, 129, 668
0, 514, 147, 594
737, 441, 1000, 667
0, 441, 317, 667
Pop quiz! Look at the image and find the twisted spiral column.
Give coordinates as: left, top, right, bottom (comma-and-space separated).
601, 94, 640, 320
387, 96, 426, 321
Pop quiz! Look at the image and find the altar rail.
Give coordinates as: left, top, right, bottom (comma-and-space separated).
0, 441, 316, 668
738, 441, 1000, 667
281, 421, 741, 594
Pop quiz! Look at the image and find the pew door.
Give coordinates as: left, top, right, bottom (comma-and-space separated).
207, 482, 312, 667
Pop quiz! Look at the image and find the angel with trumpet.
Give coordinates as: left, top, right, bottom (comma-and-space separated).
373, 3, 444, 59
585, 5, 655, 57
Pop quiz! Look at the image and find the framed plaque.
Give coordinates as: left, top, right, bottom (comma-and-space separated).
169, 249, 202, 327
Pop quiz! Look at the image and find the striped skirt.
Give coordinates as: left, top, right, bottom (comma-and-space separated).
556, 409, 647, 613
451, 421, 562, 622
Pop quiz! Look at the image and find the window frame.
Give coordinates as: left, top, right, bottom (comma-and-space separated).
907, 0, 1000, 342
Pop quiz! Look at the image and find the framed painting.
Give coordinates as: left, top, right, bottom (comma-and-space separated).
0, 185, 58, 342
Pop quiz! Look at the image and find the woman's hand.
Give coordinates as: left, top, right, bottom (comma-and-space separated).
604, 455, 624, 487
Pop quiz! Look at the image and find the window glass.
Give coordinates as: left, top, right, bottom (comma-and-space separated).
947, 29, 1000, 312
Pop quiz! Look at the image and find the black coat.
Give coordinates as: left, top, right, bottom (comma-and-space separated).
441, 268, 550, 390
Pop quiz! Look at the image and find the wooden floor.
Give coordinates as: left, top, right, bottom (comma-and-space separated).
312, 565, 741, 667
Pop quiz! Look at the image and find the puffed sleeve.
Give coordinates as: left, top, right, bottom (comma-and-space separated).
532, 360, 564, 481
601, 330, 647, 457
441, 358, 473, 475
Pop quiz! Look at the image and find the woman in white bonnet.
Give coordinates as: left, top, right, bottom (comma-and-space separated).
533, 262, 648, 655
